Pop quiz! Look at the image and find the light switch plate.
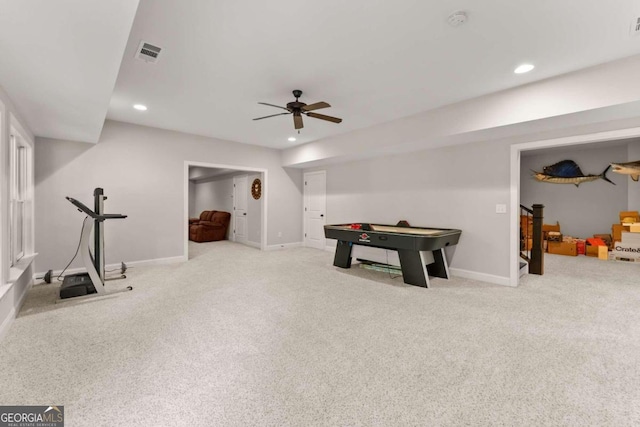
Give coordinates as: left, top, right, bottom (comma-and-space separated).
496, 204, 507, 214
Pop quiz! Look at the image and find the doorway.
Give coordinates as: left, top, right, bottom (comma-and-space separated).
184, 162, 267, 258
303, 170, 326, 250
509, 126, 640, 285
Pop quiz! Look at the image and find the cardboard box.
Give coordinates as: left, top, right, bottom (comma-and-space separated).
598, 246, 609, 260
547, 232, 562, 242
619, 211, 640, 224
612, 241, 640, 253
622, 232, 640, 245
611, 242, 640, 263
630, 223, 640, 233
586, 245, 608, 259
548, 241, 577, 256
593, 234, 613, 249
542, 222, 561, 241
612, 224, 630, 243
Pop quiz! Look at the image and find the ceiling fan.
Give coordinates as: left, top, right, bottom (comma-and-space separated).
253, 89, 342, 131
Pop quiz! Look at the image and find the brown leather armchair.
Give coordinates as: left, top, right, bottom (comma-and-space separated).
189, 210, 231, 242
189, 210, 214, 225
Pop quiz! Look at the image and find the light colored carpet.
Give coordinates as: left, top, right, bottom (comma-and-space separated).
1, 242, 639, 426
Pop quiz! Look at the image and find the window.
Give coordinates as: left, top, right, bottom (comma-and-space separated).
9, 133, 29, 266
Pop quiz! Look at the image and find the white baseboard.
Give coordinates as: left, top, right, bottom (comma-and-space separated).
124, 255, 186, 268
0, 271, 34, 342
449, 268, 513, 287
265, 242, 303, 251
34, 255, 186, 279
324, 243, 511, 286
0, 306, 17, 342
244, 241, 261, 249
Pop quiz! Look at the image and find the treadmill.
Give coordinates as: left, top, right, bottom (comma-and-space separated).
60, 191, 128, 299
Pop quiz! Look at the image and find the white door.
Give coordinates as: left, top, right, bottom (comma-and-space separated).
233, 175, 248, 244
304, 171, 326, 250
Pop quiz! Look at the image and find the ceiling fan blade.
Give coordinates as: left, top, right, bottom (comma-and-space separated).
305, 112, 342, 124
258, 102, 290, 112
293, 113, 303, 130
302, 102, 331, 112
253, 112, 291, 121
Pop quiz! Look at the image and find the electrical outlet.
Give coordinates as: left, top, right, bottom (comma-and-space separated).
277, 231, 282, 238
496, 204, 507, 214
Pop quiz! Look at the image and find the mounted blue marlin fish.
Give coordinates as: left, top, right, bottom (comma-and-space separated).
610, 160, 640, 182
532, 160, 615, 187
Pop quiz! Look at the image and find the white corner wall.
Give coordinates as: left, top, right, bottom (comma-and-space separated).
34, 120, 303, 273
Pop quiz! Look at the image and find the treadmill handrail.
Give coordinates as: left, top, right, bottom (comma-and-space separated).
66, 197, 127, 220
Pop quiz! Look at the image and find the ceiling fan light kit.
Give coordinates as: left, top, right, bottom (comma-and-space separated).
253, 90, 342, 131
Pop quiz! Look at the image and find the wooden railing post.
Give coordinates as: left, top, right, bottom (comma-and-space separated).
530, 204, 544, 275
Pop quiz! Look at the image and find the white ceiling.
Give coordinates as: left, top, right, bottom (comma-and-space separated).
3, 1, 640, 148
0, 0, 139, 142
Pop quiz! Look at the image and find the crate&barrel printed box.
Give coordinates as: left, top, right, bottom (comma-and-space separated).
611, 242, 640, 262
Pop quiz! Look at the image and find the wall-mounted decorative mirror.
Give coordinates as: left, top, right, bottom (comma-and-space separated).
251, 178, 262, 200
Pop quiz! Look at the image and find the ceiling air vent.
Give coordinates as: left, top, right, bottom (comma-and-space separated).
631, 17, 640, 36
135, 41, 162, 63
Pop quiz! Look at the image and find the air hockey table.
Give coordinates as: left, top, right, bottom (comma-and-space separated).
324, 223, 462, 288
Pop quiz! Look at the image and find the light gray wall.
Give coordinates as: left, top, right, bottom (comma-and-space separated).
191, 176, 233, 240
34, 120, 303, 272
310, 139, 512, 280
193, 177, 233, 216
628, 140, 640, 211
247, 173, 262, 244
188, 181, 196, 218
521, 144, 628, 238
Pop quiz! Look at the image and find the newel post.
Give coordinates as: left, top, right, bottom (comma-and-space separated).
530, 204, 544, 275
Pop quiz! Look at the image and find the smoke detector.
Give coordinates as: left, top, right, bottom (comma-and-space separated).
447, 11, 468, 27
135, 41, 162, 63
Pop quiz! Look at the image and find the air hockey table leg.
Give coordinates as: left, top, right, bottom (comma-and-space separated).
426, 248, 451, 279
333, 240, 353, 268
397, 250, 430, 288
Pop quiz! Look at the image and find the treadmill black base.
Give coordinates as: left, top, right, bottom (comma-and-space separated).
60, 273, 97, 299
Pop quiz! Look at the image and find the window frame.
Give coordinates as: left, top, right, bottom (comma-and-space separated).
8, 126, 33, 268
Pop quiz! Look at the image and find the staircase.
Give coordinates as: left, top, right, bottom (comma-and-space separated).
520, 204, 544, 275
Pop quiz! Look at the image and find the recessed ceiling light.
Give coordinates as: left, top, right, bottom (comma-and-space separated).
133, 104, 148, 111
514, 64, 535, 74
288, 137, 296, 142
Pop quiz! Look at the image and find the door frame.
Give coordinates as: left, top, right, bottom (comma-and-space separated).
184, 161, 267, 256
509, 126, 640, 286
303, 170, 326, 249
